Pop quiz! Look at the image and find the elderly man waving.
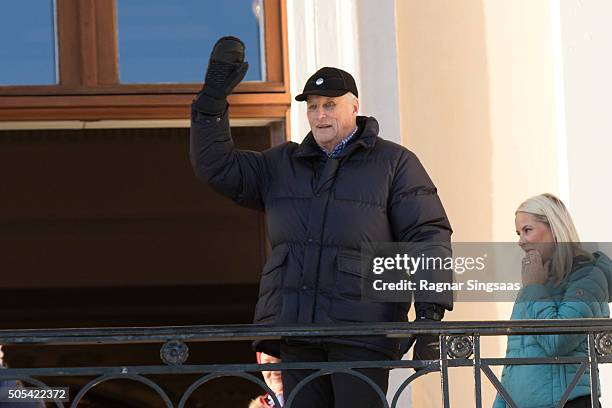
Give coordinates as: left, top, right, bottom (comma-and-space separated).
190, 37, 453, 408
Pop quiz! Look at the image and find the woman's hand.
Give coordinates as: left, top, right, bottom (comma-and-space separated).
521, 249, 549, 286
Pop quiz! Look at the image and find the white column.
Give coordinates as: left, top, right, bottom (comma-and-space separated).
286, 1, 408, 405
558, 1, 612, 405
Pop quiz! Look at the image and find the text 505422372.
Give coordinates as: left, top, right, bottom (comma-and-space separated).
0, 387, 69, 402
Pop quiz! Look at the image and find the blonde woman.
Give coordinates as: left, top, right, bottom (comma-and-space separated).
493, 194, 612, 408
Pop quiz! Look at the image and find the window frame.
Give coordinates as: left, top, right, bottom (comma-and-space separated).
0, 0, 290, 121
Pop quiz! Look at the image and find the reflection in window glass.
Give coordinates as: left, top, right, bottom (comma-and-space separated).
0, 1, 58, 85
117, 0, 265, 84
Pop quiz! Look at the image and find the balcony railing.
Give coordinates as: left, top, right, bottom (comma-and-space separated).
1, 319, 611, 407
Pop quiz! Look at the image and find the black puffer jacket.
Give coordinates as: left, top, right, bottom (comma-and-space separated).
190, 106, 453, 357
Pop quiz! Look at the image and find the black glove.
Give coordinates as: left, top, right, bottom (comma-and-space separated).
411, 303, 446, 364
412, 330, 441, 362
194, 36, 249, 115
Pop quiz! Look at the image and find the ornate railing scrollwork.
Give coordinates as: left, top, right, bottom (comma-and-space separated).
160, 340, 189, 366
446, 335, 474, 359
1, 319, 611, 408
594, 331, 612, 356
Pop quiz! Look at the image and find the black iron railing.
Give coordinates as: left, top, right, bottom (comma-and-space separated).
1, 319, 611, 407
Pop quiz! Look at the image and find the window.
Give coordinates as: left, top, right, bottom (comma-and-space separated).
0, 0, 58, 85
117, 0, 265, 83
0, 0, 289, 122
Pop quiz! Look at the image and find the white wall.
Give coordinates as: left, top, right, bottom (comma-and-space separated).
395, 0, 561, 405
560, 0, 612, 241
558, 0, 612, 405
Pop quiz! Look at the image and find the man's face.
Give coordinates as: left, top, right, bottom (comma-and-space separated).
259, 352, 283, 395
306, 93, 359, 151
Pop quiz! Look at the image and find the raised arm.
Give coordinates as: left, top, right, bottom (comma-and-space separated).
190, 36, 267, 210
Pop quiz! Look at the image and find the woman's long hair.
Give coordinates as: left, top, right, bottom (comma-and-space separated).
516, 193, 592, 283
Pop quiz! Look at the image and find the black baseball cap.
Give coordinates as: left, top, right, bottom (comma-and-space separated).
295, 67, 358, 101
